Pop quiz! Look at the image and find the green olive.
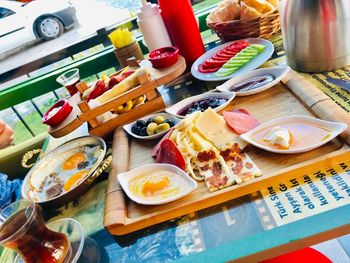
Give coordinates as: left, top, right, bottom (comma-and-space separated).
155, 123, 170, 134
146, 122, 158, 135
154, 115, 165, 125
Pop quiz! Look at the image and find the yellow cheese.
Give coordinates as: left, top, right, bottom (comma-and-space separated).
194, 108, 247, 149
189, 131, 212, 151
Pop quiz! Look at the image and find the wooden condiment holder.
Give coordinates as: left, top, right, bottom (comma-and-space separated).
48, 56, 186, 138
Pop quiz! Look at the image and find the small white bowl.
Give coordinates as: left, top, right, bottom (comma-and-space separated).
216, 66, 290, 96
123, 113, 180, 140
118, 163, 197, 205
165, 91, 235, 119
240, 115, 347, 154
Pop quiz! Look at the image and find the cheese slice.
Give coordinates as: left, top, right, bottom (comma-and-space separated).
194, 147, 235, 192
219, 142, 262, 184
194, 108, 247, 149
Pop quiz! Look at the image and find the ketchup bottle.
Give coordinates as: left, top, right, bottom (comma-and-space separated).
158, 0, 205, 66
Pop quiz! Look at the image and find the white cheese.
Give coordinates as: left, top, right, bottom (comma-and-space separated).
263, 126, 291, 148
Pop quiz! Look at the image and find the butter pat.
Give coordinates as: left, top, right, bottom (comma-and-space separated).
263, 126, 291, 148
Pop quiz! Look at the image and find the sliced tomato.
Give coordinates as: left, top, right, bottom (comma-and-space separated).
211, 54, 229, 61
198, 64, 220, 73
156, 139, 186, 170
226, 46, 244, 53
223, 111, 260, 135
217, 50, 233, 59
220, 49, 236, 56
204, 58, 226, 67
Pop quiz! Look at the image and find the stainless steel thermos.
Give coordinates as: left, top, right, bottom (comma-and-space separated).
280, 0, 350, 72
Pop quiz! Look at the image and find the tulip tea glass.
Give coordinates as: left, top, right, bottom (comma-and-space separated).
0, 200, 71, 263
56, 68, 80, 96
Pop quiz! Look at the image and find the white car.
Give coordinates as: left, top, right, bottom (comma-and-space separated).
0, 0, 77, 54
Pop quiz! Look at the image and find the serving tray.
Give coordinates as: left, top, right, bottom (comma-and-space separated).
104, 70, 350, 235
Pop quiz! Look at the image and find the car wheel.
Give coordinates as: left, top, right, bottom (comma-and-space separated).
36, 16, 63, 40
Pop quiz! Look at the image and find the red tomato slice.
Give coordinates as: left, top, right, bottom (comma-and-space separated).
211, 54, 229, 61
217, 50, 233, 59
198, 64, 220, 73
220, 49, 236, 56
223, 111, 260, 135
204, 58, 226, 67
156, 139, 186, 170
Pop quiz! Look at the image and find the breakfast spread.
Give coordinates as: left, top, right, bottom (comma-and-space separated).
154, 108, 262, 192
28, 145, 103, 201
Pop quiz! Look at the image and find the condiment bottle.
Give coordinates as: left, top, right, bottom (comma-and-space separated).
158, 0, 205, 66
137, 0, 172, 52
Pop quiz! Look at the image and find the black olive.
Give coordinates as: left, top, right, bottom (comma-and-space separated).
140, 127, 148, 136
136, 120, 146, 128
131, 125, 141, 135
145, 118, 154, 126
164, 119, 174, 127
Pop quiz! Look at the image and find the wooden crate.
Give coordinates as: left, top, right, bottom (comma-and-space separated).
104, 70, 350, 235
48, 56, 186, 138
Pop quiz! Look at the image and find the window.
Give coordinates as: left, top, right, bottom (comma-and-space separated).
0, 7, 15, 19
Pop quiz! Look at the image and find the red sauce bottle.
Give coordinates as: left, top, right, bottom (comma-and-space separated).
158, 0, 205, 66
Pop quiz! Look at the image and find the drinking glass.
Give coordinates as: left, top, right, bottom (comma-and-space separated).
56, 68, 80, 96
0, 200, 71, 263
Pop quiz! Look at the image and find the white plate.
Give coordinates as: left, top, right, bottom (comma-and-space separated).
123, 113, 180, 140
216, 66, 290, 96
118, 163, 197, 205
240, 115, 347, 154
165, 91, 235, 119
191, 38, 274, 81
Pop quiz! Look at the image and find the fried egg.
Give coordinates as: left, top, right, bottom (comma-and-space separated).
128, 170, 189, 201
62, 153, 86, 170
28, 145, 103, 201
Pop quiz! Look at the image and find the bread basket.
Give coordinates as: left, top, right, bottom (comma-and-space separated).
207, 9, 280, 42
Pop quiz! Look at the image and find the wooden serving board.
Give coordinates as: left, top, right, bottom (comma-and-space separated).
104, 70, 350, 235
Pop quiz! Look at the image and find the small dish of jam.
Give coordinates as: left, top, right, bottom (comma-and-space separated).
165, 92, 235, 118
216, 66, 290, 96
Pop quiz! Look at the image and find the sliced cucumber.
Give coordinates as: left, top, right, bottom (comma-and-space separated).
215, 43, 266, 77
250, 44, 266, 52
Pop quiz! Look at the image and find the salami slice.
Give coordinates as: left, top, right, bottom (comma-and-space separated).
155, 138, 186, 171
223, 109, 260, 134
151, 128, 174, 157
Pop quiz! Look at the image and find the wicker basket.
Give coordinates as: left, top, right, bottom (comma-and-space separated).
207, 9, 280, 42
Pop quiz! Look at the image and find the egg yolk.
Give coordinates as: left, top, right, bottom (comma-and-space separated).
62, 153, 86, 170
63, 170, 88, 191
141, 176, 170, 196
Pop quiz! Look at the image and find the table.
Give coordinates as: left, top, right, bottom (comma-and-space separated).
2, 37, 350, 263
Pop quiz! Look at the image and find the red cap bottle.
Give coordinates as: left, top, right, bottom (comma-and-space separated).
158, 0, 205, 66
